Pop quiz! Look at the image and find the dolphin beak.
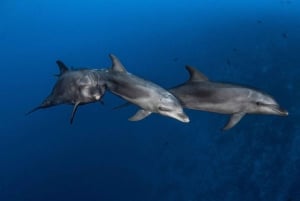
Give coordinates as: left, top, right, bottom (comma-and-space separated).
269, 104, 289, 116
175, 113, 190, 123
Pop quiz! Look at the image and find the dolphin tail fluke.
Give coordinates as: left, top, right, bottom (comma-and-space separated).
129, 109, 151, 121
70, 102, 80, 124
223, 112, 245, 130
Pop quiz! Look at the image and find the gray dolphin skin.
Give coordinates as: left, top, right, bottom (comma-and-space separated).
27, 61, 106, 124
103, 54, 190, 123
169, 65, 288, 130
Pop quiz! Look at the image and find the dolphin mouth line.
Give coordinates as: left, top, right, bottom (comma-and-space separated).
174, 114, 190, 123
268, 104, 288, 116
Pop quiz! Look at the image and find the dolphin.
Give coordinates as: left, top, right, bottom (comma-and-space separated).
27, 60, 107, 124
103, 54, 190, 123
169, 65, 288, 130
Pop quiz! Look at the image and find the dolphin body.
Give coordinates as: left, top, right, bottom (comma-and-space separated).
103, 54, 190, 123
27, 61, 107, 124
169, 66, 288, 130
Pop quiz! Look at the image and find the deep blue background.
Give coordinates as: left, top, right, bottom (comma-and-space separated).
0, 0, 299, 200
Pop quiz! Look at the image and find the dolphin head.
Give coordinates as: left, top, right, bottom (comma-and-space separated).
247, 90, 288, 116
157, 93, 190, 123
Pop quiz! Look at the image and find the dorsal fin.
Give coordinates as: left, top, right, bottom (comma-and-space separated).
185, 65, 209, 82
109, 54, 126, 72
56, 60, 69, 76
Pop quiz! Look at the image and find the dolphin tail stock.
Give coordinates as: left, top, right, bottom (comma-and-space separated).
25, 100, 55, 116
26, 105, 45, 116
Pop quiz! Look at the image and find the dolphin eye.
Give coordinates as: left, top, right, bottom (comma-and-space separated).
256, 102, 261, 106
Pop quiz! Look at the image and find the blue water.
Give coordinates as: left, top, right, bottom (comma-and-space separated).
1, 0, 299, 200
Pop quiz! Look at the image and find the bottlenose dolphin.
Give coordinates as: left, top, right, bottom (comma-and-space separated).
27, 61, 106, 124
103, 54, 190, 123
169, 66, 288, 130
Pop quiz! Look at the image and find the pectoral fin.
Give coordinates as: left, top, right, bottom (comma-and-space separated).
129, 109, 151, 121
223, 113, 245, 130
70, 102, 80, 124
